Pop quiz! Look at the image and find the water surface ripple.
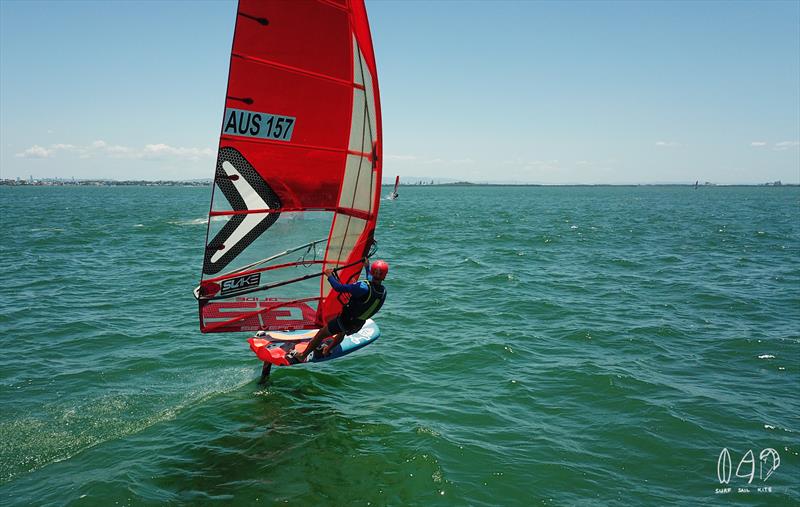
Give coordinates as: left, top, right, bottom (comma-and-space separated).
1, 185, 798, 505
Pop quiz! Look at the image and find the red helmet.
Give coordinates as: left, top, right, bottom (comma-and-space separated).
370, 259, 389, 280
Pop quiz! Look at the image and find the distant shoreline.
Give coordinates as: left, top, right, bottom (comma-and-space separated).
401, 182, 797, 187
0, 179, 210, 187
1, 179, 796, 188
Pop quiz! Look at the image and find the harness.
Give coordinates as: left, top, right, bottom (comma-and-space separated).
344, 280, 386, 321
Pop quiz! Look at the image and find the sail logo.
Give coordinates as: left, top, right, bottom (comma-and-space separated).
223, 108, 295, 142
220, 273, 261, 295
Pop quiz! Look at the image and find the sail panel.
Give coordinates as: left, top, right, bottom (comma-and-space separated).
232, 1, 351, 83
319, 27, 382, 323
226, 57, 352, 150
339, 154, 376, 212
217, 138, 345, 210
198, 0, 382, 333
200, 210, 334, 332
355, 43, 378, 151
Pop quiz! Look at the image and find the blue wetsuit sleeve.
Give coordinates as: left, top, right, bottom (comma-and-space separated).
327, 276, 369, 298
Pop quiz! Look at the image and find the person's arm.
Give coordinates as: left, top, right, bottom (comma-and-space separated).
364, 259, 373, 282
325, 269, 369, 297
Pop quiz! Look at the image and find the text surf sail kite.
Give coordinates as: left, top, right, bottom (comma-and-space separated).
195, 0, 382, 334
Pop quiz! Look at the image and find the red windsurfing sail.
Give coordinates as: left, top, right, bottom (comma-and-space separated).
195, 0, 382, 334
393, 175, 399, 194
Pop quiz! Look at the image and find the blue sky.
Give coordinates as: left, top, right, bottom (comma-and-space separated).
1, 0, 798, 184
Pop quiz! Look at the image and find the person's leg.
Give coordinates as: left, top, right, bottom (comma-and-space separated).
296, 324, 332, 362
321, 319, 365, 356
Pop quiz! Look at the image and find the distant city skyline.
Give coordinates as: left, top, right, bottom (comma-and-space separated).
1, 0, 798, 184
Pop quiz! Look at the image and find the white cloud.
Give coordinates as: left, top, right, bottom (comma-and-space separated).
774, 141, 799, 151
142, 144, 215, 160
13, 141, 215, 161
421, 157, 475, 165
15, 145, 52, 158
499, 158, 618, 179
450, 158, 475, 165
655, 141, 681, 147
385, 153, 475, 167
106, 145, 135, 157
750, 140, 798, 150
499, 158, 566, 174
521, 160, 562, 172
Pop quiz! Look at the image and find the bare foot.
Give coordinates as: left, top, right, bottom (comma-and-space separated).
322, 338, 343, 356
285, 350, 304, 365
318, 338, 332, 357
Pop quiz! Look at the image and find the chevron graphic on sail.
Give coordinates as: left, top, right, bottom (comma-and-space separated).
203, 147, 281, 275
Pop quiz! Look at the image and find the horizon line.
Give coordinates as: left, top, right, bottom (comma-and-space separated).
1, 177, 797, 187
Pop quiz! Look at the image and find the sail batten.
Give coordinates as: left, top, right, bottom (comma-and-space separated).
219, 134, 374, 158
208, 207, 374, 221
231, 52, 367, 89
197, 0, 382, 334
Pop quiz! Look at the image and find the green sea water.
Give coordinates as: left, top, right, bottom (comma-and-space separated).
1, 185, 798, 506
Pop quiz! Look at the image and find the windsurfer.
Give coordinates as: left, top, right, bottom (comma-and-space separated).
287, 259, 389, 363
